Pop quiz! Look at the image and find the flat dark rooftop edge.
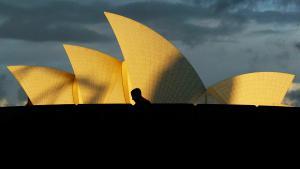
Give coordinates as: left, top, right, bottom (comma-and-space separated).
0, 104, 299, 120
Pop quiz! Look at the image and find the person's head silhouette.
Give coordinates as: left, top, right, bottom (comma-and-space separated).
131, 88, 151, 106
131, 88, 142, 102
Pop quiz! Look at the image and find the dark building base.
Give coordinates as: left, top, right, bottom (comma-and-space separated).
0, 104, 299, 120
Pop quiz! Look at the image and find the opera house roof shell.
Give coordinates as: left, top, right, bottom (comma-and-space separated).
7, 12, 295, 106
207, 72, 295, 106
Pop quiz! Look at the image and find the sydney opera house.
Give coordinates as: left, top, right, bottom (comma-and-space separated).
7, 12, 295, 107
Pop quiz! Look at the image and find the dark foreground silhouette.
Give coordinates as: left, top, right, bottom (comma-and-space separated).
0, 104, 299, 120
131, 88, 151, 108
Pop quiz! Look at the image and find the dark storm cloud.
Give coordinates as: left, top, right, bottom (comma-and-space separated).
248, 30, 284, 35
284, 88, 300, 106
210, 0, 252, 12
0, 0, 113, 42
1, 0, 300, 44
111, 1, 248, 46
0, 0, 111, 23
191, 0, 300, 9
110, 0, 300, 45
0, 18, 110, 42
295, 42, 300, 50
201, 0, 300, 23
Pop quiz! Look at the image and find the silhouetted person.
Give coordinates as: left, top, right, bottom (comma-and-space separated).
131, 88, 151, 108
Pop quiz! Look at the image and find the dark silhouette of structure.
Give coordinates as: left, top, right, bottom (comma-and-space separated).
0, 104, 299, 120
26, 98, 33, 106
131, 88, 151, 108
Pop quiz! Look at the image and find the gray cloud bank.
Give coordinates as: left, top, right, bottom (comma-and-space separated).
0, 0, 113, 42
1, 0, 300, 44
284, 83, 300, 106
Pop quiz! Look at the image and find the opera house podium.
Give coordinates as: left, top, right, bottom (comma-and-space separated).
0, 104, 299, 120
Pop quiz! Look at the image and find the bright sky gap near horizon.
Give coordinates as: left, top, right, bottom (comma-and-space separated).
1, 0, 300, 106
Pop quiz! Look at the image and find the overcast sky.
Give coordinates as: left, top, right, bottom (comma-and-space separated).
1, 0, 300, 106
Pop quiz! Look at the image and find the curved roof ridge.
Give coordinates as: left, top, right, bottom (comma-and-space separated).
63, 44, 126, 104
7, 65, 76, 105
209, 71, 295, 87
105, 11, 206, 103
207, 72, 295, 106
63, 44, 121, 62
